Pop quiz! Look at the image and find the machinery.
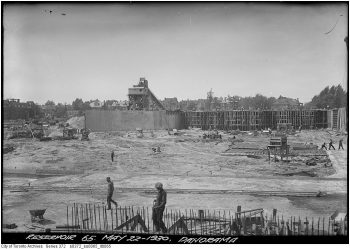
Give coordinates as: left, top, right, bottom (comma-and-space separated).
128, 77, 165, 111
81, 128, 90, 141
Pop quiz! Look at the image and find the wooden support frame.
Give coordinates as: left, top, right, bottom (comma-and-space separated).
167, 216, 189, 235
115, 214, 148, 232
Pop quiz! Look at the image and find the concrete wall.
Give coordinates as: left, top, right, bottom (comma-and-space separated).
337, 107, 347, 131
85, 110, 185, 131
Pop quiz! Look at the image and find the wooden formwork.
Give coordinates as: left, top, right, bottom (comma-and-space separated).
314, 110, 328, 129
301, 110, 314, 129
332, 109, 338, 129
184, 110, 329, 131
60, 203, 348, 236
276, 110, 301, 129
261, 110, 276, 130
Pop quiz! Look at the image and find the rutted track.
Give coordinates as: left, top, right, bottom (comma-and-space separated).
4, 185, 327, 197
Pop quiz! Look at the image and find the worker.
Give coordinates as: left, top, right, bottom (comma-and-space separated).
106, 177, 117, 210
338, 139, 344, 150
152, 182, 167, 233
111, 151, 114, 162
321, 142, 328, 150
329, 139, 335, 150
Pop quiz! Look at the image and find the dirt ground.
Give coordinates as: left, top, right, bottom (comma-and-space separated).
2, 120, 348, 232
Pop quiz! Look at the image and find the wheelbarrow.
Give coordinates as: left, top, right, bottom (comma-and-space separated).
29, 209, 46, 222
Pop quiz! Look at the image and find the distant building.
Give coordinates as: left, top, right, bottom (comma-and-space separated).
109, 100, 129, 110
89, 100, 103, 108
3, 99, 41, 120
272, 96, 303, 110
41, 105, 56, 118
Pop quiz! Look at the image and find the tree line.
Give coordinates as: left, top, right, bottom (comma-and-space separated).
304, 84, 347, 109
40, 84, 347, 118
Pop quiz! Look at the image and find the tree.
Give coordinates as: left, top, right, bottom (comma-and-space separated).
72, 98, 84, 110
45, 100, 55, 106
55, 103, 67, 117
83, 101, 91, 110
305, 84, 347, 109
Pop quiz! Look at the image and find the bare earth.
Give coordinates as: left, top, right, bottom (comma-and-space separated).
2, 125, 348, 232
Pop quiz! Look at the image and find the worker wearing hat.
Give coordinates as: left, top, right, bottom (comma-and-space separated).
152, 182, 167, 233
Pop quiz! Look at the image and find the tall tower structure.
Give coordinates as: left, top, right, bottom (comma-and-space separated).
128, 77, 165, 111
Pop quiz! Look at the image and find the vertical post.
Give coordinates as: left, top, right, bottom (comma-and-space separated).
76, 204, 79, 231
102, 205, 105, 230
223, 210, 226, 235
94, 204, 97, 231
207, 210, 210, 235
190, 209, 194, 235
317, 217, 320, 236
170, 209, 173, 234
281, 216, 284, 236
194, 209, 197, 235
323, 217, 325, 236
218, 210, 221, 235
213, 210, 216, 235
73, 203, 75, 227
71, 206, 74, 232
111, 208, 114, 232
147, 207, 150, 234
125, 206, 128, 231
254, 212, 257, 235
115, 205, 119, 230
228, 210, 231, 234
67, 205, 69, 233
90, 204, 94, 230
328, 217, 330, 236
98, 205, 101, 231
101, 205, 104, 230
105, 206, 109, 230
185, 209, 188, 234
311, 217, 314, 235
85, 204, 89, 230
76, 203, 79, 230
81, 205, 84, 230
331, 218, 334, 236
141, 206, 145, 233
88, 204, 91, 230
119, 206, 123, 233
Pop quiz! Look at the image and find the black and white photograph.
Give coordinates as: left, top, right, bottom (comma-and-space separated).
1, 1, 349, 244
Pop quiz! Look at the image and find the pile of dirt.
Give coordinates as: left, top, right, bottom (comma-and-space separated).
3, 144, 16, 154
66, 116, 84, 129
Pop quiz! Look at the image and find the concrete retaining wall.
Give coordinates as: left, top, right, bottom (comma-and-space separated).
85, 110, 185, 131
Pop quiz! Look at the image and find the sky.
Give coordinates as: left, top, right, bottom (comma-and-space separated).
3, 2, 348, 105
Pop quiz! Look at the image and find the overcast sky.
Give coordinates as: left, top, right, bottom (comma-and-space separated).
3, 2, 348, 105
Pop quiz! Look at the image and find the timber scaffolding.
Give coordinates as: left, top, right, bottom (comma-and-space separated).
55, 203, 348, 236
184, 109, 330, 131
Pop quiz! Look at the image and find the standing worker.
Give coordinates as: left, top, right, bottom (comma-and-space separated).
338, 139, 344, 150
106, 177, 117, 210
321, 142, 328, 150
111, 151, 115, 162
152, 182, 167, 233
329, 139, 336, 150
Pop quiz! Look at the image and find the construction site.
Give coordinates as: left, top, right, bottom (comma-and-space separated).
2, 77, 348, 237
